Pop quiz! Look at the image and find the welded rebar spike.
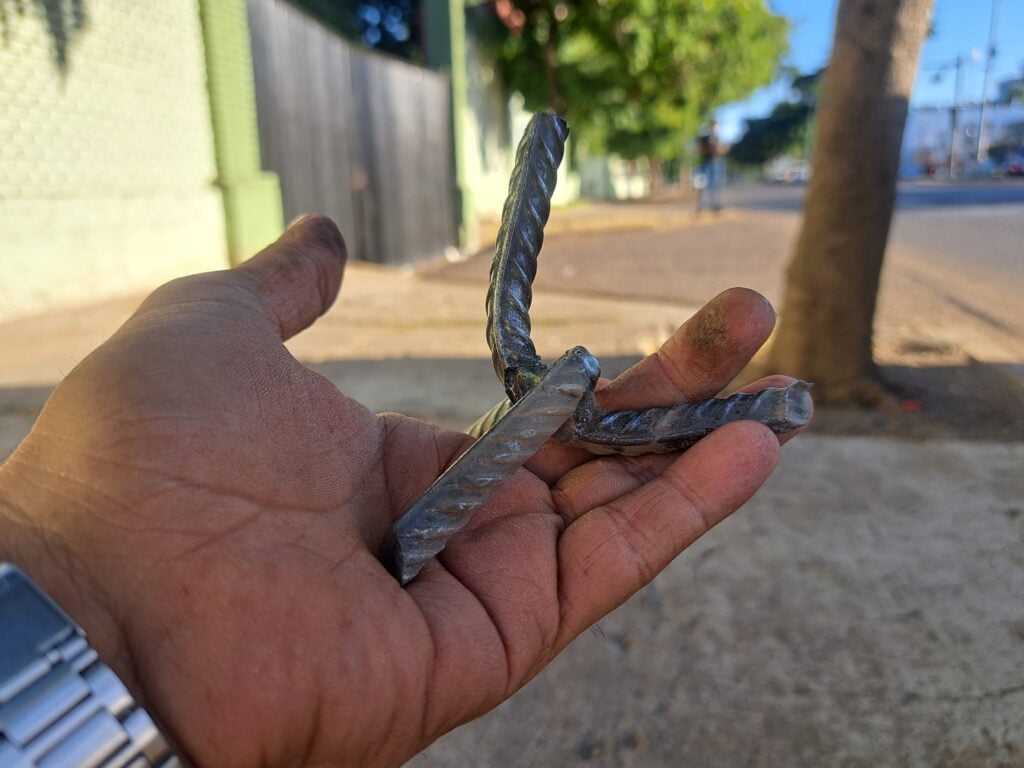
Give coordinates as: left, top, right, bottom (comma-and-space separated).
557, 381, 814, 456
380, 348, 599, 584
481, 111, 813, 455
487, 111, 570, 403
383, 112, 813, 586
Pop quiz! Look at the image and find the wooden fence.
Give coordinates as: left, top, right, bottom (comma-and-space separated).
247, 0, 457, 265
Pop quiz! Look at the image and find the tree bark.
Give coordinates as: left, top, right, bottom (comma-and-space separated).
647, 156, 663, 195
767, 0, 933, 404
542, 7, 565, 115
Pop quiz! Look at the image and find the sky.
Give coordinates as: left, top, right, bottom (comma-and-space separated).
715, 0, 1024, 142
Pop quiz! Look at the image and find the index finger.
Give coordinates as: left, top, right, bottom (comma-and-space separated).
598, 286, 776, 409
526, 287, 777, 483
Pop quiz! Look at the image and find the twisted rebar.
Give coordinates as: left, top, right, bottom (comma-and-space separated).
381, 349, 598, 584
557, 382, 814, 455
487, 112, 569, 403
383, 112, 812, 585
482, 112, 812, 454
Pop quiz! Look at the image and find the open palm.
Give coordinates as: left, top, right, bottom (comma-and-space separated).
0, 216, 803, 767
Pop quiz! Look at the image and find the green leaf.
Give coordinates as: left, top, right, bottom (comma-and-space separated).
480, 0, 788, 159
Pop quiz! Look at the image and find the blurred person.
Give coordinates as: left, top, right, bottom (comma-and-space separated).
696, 120, 726, 212
0, 215, 806, 767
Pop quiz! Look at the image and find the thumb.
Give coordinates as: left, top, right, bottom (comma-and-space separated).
128, 214, 347, 341
235, 214, 348, 340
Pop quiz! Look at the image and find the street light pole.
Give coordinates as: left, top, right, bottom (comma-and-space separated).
949, 55, 965, 178
977, 0, 1000, 163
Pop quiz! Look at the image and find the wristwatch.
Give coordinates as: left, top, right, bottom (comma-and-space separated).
0, 563, 181, 767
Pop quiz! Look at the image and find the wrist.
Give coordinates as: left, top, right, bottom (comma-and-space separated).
0, 460, 60, 595
0, 562, 182, 767
0, 455, 131, 694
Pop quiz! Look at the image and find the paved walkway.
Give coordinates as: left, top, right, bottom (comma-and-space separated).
422, 437, 1024, 768
1, 202, 1022, 766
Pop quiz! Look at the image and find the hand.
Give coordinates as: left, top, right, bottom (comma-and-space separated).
0, 216, 807, 767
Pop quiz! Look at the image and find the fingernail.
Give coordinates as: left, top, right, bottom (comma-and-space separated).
286, 214, 313, 231
280, 214, 347, 260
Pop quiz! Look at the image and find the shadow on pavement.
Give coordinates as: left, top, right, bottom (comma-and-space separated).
4, 360, 1021, 458
810, 362, 1024, 442
0, 386, 53, 461
307, 356, 643, 431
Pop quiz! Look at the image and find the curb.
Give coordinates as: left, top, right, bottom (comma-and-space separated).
471, 204, 734, 253
974, 358, 1024, 395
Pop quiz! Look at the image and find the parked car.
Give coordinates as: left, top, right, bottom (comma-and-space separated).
764, 157, 811, 184
1001, 154, 1024, 177
989, 149, 1024, 177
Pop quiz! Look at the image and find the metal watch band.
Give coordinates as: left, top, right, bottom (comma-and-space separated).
0, 563, 181, 768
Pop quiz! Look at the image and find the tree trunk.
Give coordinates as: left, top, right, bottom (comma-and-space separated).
542, 8, 565, 114
647, 156, 663, 195
767, 0, 933, 405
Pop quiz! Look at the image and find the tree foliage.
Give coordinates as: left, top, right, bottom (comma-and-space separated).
729, 69, 822, 166
473, 0, 788, 159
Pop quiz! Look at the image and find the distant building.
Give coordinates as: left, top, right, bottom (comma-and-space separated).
900, 103, 1024, 177
998, 77, 1024, 105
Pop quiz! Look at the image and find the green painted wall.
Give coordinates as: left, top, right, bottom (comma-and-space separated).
0, 2, 229, 322
0, 0, 284, 323
198, 0, 283, 265
423, 0, 476, 249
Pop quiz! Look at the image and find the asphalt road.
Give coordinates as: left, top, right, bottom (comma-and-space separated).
435, 180, 1024, 367
730, 180, 1024, 302
727, 179, 1024, 213
729, 181, 1024, 356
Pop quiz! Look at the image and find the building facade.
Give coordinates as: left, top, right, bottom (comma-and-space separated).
0, 0, 282, 323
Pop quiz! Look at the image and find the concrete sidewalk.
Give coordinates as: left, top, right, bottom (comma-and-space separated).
1, 206, 1022, 767
423, 436, 1024, 768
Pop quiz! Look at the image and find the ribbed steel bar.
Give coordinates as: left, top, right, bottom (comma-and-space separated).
381, 348, 599, 584
465, 397, 514, 439
382, 111, 812, 585
557, 382, 813, 455
469, 384, 812, 452
483, 111, 812, 454
486, 112, 569, 403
